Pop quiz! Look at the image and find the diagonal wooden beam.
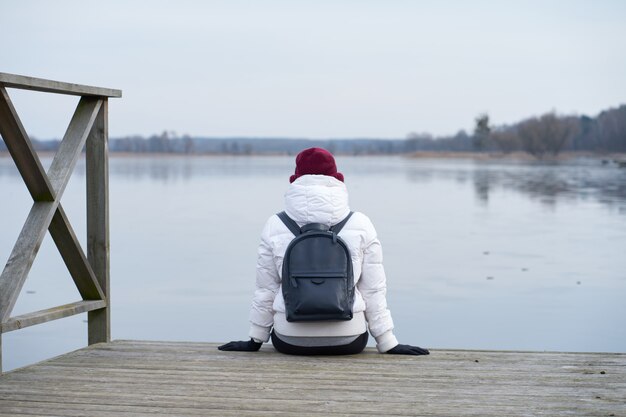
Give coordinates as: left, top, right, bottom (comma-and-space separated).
47, 97, 102, 196
49, 206, 105, 301
0, 201, 58, 321
0, 86, 54, 201
47, 98, 106, 301
0, 98, 102, 322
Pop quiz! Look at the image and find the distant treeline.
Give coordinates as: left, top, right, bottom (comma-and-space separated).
1, 104, 624, 158
471, 104, 626, 158
110, 136, 410, 155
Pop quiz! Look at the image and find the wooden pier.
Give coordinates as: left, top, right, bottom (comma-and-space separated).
0, 340, 624, 416
1, 74, 625, 416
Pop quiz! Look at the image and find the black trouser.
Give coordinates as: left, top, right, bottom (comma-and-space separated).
271, 330, 369, 356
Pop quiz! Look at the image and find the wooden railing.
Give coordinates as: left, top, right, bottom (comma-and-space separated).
0, 73, 121, 373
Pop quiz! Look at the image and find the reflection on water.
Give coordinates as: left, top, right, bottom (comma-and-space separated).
3, 155, 625, 213
401, 157, 626, 213
108, 156, 293, 182
470, 162, 626, 212
1, 155, 625, 371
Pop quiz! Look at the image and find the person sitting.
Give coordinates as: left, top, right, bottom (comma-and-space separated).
219, 147, 429, 356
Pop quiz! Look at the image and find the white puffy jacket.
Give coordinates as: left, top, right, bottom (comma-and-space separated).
248, 175, 399, 353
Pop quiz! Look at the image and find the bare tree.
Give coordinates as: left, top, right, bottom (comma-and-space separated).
517, 112, 579, 158
490, 127, 520, 154
596, 105, 626, 152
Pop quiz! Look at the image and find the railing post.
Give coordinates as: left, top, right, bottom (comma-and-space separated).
87, 99, 110, 344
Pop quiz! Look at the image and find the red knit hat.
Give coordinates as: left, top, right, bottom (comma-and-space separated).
289, 147, 344, 183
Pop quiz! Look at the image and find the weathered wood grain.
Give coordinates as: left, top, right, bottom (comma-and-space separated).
0, 300, 106, 333
0, 72, 122, 98
0, 341, 623, 416
86, 100, 110, 345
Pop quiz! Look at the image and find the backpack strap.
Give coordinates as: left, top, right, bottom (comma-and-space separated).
277, 211, 301, 236
330, 211, 354, 234
278, 211, 354, 236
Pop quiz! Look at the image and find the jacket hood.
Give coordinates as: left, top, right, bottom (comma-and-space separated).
284, 175, 350, 226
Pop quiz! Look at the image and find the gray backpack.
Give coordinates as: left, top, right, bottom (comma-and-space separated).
278, 211, 355, 322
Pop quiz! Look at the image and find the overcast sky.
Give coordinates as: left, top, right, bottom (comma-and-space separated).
1, 0, 625, 139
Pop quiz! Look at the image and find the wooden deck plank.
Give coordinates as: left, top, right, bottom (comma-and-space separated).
0, 400, 324, 417
0, 340, 624, 416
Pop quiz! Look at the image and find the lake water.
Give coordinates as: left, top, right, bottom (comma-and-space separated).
1, 155, 625, 371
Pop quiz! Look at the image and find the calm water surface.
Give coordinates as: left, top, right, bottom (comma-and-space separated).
1, 155, 625, 371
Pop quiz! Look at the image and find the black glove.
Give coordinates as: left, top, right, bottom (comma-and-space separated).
218, 339, 262, 352
387, 344, 430, 356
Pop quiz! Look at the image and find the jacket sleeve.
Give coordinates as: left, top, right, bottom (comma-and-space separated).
357, 219, 399, 353
248, 217, 280, 343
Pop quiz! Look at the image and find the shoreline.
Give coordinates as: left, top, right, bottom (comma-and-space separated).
1, 150, 625, 161
407, 151, 626, 161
